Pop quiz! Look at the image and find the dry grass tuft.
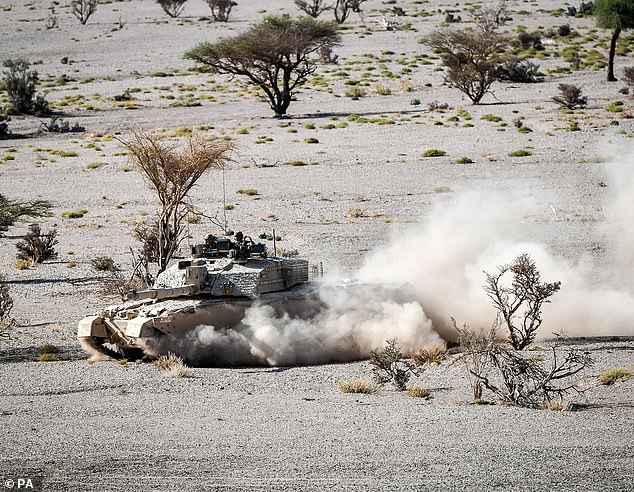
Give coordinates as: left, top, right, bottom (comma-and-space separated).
338, 378, 377, 394
411, 344, 447, 366
155, 353, 190, 378
36, 344, 60, 362
545, 400, 572, 412
599, 368, 631, 385
405, 385, 430, 398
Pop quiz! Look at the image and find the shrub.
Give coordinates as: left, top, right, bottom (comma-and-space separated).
471, 0, 509, 32
552, 83, 587, 109
61, 209, 88, 219
304, 137, 319, 144
2, 59, 49, 115
338, 378, 377, 394
186, 16, 340, 117
599, 368, 631, 385
483, 253, 560, 350
295, 0, 331, 18
0, 274, 12, 337
623, 66, 634, 85
558, 24, 572, 36
368, 338, 417, 390
405, 385, 431, 398
424, 28, 509, 104
0, 114, 9, 137
421, 149, 446, 157
508, 149, 532, 157
157, 0, 188, 18
499, 58, 543, 83
455, 156, 474, 164
0, 194, 52, 236
16, 224, 58, 264
593, 0, 634, 81
39, 117, 85, 133
410, 98, 421, 106
36, 344, 60, 362
155, 353, 190, 377
91, 256, 118, 272
71, 0, 98, 25
345, 86, 366, 98
516, 31, 543, 50
236, 188, 258, 196
411, 344, 447, 365
334, 0, 368, 24
205, 0, 237, 22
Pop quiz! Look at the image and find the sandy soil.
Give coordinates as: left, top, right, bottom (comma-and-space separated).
1, 0, 633, 490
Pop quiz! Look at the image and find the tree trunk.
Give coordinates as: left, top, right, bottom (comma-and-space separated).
607, 28, 621, 82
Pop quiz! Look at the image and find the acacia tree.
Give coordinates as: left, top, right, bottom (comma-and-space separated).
71, 0, 98, 25
206, 0, 237, 22
424, 28, 509, 104
594, 0, 634, 81
121, 131, 233, 278
157, 0, 189, 18
185, 16, 340, 117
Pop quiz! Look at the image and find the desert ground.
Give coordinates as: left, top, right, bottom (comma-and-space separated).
1, 0, 633, 490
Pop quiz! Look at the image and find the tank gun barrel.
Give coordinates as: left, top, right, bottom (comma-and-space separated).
126, 284, 198, 302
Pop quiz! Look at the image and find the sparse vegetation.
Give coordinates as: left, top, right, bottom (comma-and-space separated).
599, 368, 631, 385
455, 156, 474, 164
421, 149, 447, 157
155, 353, 190, 377
186, 16, 340, 117
552, 84, 587, 109
484, 254, 561, 350
2, 59, 49, 115
0, 194, 52, 236
508, 149, 532, 157
411, 344, 447, 366
369, 338, 417, 391
71, 0, 98, 25
338, 378, 377, 394
36, 344, 60, 362
157, 0, 189, 18
15, 224, 58, 264
405, 385, 431, 398
61, 209, 88, 219
91, 256, 118, 273
236, 188, 259, 196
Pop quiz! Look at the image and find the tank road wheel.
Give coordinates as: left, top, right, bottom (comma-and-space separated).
79, 337, 144, 361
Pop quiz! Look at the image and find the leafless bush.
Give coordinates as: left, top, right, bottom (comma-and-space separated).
411, 344, 447, 366
424, 28, 509, 104
471, 0, 509, 32
119, 131, 233, 277
71, 0, 98, 25
455, 320, 500, 401
334, 0, 367, 24
295, 0, 331, 18
0, 274, 13, 337
622, 66, 634, 85
338, 378, 377, 394
91, 256, 118, 273
552, 84, 587, 109
15, 224, 58, 264
369, 338, 417, 390
155, 353, 190, 377
484, 253, 561, 350
157, 0, 188, 18
206, 0, 237, 22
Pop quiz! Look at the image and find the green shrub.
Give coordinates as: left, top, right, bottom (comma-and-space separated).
600, 368, 631, 385
481, 113, 503, 122
2, 59, 49, 115
421, 149, 446, 157
61, 209, 88, 219
236, 188, 259, 196
508, 149, 532, 157
304, 137, 319, 144
455, 156, 473, 164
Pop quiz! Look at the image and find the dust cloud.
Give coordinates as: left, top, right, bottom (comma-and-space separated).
156, 156, 633, 366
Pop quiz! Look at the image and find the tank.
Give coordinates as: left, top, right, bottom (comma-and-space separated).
78, 232, 326, 361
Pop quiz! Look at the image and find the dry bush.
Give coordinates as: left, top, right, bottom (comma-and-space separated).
71, 0, 98, 25
411, 344, 447, 366
622, 66, 634, 85
483, 253, 560, 350
295, 0, 331, 18
471, 0, 509, 32
186, 16, 340, 117
552, 84, 587, 109
334, 0, 367, 24
157, 0, 188, 18
338, 378, 377, 394
90, 256, 118, 273
424, 29, 509, 104
120, 131, 233, 276
406, 385, 430, 398
206, 0, 237, 22
0, 274, 12, 337
455, 320, 500, 401
516, 31, 543, 50
545, 399, 572, 411
155, 353, 190, 377
16, 224, 58, 264
369, 338, 417, 390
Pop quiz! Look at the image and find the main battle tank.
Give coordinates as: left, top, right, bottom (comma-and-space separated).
78, 232, 324, 361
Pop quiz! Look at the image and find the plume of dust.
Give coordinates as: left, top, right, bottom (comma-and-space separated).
151, 285, 442, 367
358, 158, 634, 340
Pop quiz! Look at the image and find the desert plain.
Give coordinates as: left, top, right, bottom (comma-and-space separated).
0, 0, 633, 490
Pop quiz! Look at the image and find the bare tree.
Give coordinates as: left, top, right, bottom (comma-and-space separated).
71, 0, 98, 25
424, 28, 509, 104
483, 254, 561, 350
334, 0, 367, 24
471, 0, 509, 32
295, 0, 332, 18
185, 16, 340, 117
157, 0, 189, 18
119, 131, 233, 277
206, 0, 237, 22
